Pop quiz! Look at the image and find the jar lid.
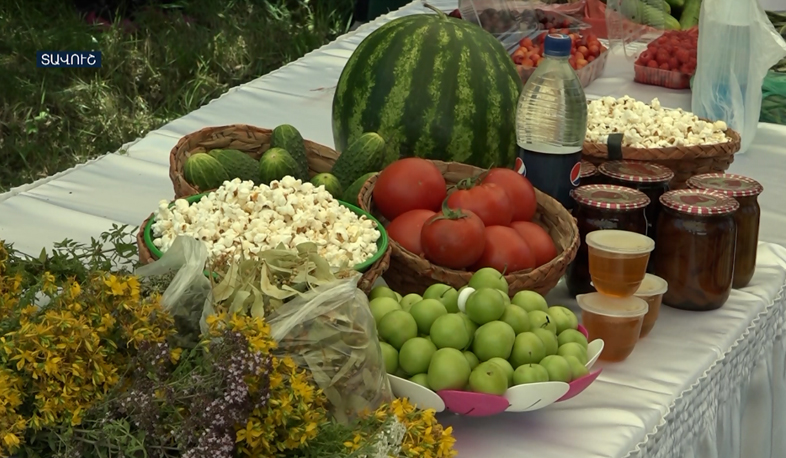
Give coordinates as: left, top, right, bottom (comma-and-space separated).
598, 161, 675, 184
686, 173, 763, 198
580, 160, 597, 178
570, 184, 650, 210
576, 293, 649, 318
634, 274, 668, 297
659, 189, 740, 215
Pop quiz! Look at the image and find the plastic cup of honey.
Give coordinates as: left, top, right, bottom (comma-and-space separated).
634, 274, 669, 338
585, 229, 655, 297
576, 293, 649, 362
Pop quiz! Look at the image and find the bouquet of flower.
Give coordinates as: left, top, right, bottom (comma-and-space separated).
0, 227, 456, 458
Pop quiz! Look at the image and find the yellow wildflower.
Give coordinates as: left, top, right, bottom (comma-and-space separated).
103, 274, 126, 296
169, 347, 183, 364
3, 433, 20, 448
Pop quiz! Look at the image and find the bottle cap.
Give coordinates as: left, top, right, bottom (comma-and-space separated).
544, 34, 571, 58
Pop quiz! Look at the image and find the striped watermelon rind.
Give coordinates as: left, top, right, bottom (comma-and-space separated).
183, 153, 229, 191
332, 9, 523, 169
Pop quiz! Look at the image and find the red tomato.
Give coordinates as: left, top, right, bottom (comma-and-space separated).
386, 209, 436, 255
373, 158, 447, 221
480, 168, 538, 222
471, 226, 536, 273
510, 221, 558, 267
447, 182, 512, 227
421, 207, 486, 269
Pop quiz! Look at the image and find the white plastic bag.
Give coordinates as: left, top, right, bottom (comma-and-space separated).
135, 236, 215, 344
266, 271, 394, 424
691, 0, 786, 154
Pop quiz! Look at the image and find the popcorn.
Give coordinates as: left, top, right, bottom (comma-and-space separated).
586, 96, 730, 148
151, 177, 381, 267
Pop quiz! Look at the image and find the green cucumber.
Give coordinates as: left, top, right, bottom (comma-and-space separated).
342, 172, 378, 207
331, 132, 386, 188
679, 0, 701, 29
619, 0, 681, 29
270, 124, 310, 181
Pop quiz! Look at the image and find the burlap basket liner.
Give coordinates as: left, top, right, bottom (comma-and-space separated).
358, 160, 580, 296
136, 124, 390, 293
582, 127, 741, 189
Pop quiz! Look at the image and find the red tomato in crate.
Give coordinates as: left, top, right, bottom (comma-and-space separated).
510, 221, 558, 267
386, 209, 436, 255
471, 226, 536, 273
373, 158, 446, 221
480, 168, 538, 222
447, 182, 513, 227
421, 208, 486, 269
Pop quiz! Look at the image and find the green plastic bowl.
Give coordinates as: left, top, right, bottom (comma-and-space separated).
143, 193, 388, 273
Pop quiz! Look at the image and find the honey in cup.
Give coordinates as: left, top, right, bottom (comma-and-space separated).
586, 229, 655, 297
634, 274, 669, 338
577, 293, 649, 362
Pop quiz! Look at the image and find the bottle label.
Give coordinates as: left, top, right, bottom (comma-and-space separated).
516, 147, 582, 210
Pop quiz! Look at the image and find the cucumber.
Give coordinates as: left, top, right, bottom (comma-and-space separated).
679, 0, 701, 29
665, 0, 684, 9
270, 124, 310, 181
619, 0, 681, 29
331, 132, 386, 188
660, 0, 670, 14
342, 172, 378, 207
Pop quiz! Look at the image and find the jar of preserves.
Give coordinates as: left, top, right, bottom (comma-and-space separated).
687, 173, 763, 288
566, 184, 650, 296
597, 161, 674, 244
653, 189, 739, 311
580, 160, 598, 185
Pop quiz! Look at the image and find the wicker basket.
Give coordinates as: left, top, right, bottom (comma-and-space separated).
138, 124, 391, 293
357, 160, 580, 296
169, 124, 339, 199
582, 128, 741, 189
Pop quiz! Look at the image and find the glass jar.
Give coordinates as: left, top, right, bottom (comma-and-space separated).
687, 173, 763, 289
566, 184, 650, 296
597, 161, 674, 245
653, 189, 739, 311
580, 160, 598, 185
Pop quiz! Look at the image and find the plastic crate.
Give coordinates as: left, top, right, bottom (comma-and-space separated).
512, 40, 609, 88
633, 64, 691, 90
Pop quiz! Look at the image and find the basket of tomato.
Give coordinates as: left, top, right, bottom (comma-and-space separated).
357, 159, 579, 296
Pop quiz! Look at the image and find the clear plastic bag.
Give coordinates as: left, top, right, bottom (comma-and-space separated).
135, 236, 215, 347
266, 271, 393, 424
691, 0, 786, 153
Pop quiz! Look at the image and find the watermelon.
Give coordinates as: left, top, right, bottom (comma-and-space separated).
310, 173, 343, 199
183, 153, 229, 191
258, 147, 300, 185
209, 149, 260, 184
332, 8, 523, 168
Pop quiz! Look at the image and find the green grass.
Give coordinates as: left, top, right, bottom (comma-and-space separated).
0, 0, 355, 192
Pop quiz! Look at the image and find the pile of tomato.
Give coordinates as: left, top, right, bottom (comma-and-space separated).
634, 28, 698, 75
374, 158, 558, 274
512, 30, 605, 71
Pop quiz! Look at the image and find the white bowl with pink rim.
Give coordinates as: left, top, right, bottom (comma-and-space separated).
387, 324, 604, 417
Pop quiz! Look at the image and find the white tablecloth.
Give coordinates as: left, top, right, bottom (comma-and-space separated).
1, 2, 785, 457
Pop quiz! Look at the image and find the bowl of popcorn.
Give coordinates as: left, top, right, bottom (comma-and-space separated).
581, 95, 742, 188
139, 176, 389, 273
